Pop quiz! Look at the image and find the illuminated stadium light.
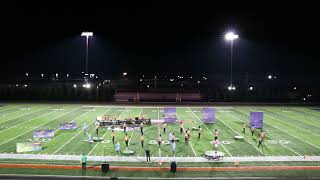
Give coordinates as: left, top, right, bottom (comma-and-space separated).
41, 74, 44, 78
147, 85, 150, 88
303, 98, 306, 101
123, 72, 127, 76
228, 86, 236, 91
24, 84, 28, 87
55, 73, 58, 78
190, 76, 193, 79
81, 32, 93, 74
268, 75, 272, 79
16, 84, 19, 87
307, 94, 312, 97
170, 79, 174, 82
66, 74, 69, 78
197, 81, 200, 84
73, 84, 77, 88
81, 32, 93, 37
225, 31, 239, 90
249, 86, 253, 91
140, 79, 143, 82
83, 83, 91, 89
25, 73, 29, 76
293, 86, 297, 90
225, 32, 239, 41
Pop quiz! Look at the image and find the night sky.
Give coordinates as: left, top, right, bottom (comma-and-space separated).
1, 3, 320, 79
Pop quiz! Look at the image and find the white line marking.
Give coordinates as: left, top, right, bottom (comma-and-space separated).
263, 114, 320, 150
0, 108, 54, 133
218, 113, 266, 156
0, 107, 82, 146
277, 110, 320, 128
227, 112, 301, 156
189, 108, 232, 157
237, 108, 320, 151
176, 110, 197, 157
0, 105, 41, 122
55, 107, 113, 155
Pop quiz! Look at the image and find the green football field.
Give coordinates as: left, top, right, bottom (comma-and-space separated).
0, 103, 320, 158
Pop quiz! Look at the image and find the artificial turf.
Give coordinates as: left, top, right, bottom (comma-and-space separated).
0, 104, 319, 157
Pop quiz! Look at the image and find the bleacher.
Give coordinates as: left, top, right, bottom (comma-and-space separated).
114, 90, 204, 102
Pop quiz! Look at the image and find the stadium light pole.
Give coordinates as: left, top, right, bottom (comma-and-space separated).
225, 32, 239, 90
81, 32, 93, 74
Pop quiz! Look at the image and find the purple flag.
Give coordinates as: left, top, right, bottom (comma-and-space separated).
250, 112, 263, 128
33, 130, 55, 138
59, 123, 78, 130
202, 108, 215, 123
164, 107, 177, 123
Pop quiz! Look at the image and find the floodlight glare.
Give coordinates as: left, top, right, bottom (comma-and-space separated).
83, 83, 91, 89
268, 75, 272, 79
249, 86, 253, 91
123, 72, 127, 76
81, 32, 93, 37
232, 86, 236, 90
228, 86, 232, 90
225, 32, 239, 41
73, 84, 77, 88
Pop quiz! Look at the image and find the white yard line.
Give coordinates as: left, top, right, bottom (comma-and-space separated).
0, 107, 82, 146
189, 108, 233, 157
289, 111, 319, 121
264, 112, 320, 138
238, 108, 320, 152
0, 107, 53, 133
128, 107, 141, 147
157, 107, 162, 157
265, 108, 320, 130
55, 107, 113, 155
176, 110, 197, 157
0, 106, 21, 114
227, 112, 301, 156
263, 114, 320, 150
217, 113, 266, 156
280, 111, 320, 128
86, 107, 127, 155
263, 112, 320, 137
128, 107, 143, 147
0, 105, 41, 121
157, 123, 161, 157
